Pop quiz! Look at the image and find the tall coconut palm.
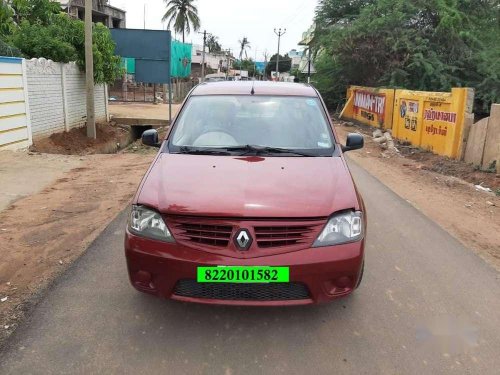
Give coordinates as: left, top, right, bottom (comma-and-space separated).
238, 37, 251, 61
162, 0, 200, 43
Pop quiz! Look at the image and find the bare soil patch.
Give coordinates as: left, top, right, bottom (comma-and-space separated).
400, 146, 499, 191
109, 102, 181, 120
0, 153, 153, 347
30, 122, 133, 155
336, 121, 500, 270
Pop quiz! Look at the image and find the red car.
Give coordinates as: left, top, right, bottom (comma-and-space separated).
125, 82, 365, 305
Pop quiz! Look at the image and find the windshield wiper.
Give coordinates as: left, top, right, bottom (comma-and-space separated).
178, 146, 232, 155
226, 145, 316, 157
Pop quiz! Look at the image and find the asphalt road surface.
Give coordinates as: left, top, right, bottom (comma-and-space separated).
1, 159, 499, 374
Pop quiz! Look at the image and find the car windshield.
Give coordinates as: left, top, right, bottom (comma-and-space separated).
169, 95, 334, 156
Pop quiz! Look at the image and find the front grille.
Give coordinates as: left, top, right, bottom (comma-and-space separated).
254, 225, 315, 248
173, 222, 233, 247
173, 279, 310, 301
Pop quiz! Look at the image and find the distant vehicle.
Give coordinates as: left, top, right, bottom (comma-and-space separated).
204, 73, 227, 82
126, 82, 366, 305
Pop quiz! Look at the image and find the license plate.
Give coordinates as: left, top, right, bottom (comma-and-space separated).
197, 266, 289, 283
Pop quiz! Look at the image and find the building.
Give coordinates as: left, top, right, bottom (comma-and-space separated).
288, 49, 305, 69
57, 0, 126, 28
298, 24, 316, 78
191, 44, 235, 80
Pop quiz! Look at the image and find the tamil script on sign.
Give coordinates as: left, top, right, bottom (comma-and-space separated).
424, 109, 457, 124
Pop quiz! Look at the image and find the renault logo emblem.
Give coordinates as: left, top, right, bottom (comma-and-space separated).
234, 229, 252, 251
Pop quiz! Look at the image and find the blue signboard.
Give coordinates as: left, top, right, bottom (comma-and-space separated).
111, 29, 171, 84
255, 62, 266, 74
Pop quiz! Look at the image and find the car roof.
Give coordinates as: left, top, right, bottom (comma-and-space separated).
190, 81, 318, 97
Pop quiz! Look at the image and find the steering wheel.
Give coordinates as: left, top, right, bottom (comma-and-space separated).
192, 129, 239, 147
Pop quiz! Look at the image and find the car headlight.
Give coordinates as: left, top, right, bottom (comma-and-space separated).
313, 211, 363, 247
128, 205, 174, 242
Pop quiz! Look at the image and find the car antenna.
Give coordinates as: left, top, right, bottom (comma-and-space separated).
250, 81, 255, 95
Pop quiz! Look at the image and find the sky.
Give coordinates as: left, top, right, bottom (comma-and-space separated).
108, 0, 318, 61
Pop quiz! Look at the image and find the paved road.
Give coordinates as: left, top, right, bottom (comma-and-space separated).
1, 160, 499, 374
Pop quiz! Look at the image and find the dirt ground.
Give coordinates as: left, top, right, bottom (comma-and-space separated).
0, 151, 82, 211
0, 153, 154, 346
123, 125, 170, 155
399, 144, 499, 190
109, 102, 181, 120
335, 122, 500, 270
30, 122, 133, 155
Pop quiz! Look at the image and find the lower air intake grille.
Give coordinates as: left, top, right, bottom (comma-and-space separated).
173, 280, 310, 301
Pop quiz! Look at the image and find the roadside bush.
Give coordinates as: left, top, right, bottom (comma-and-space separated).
312, 0, 500, 115
0, 38, 22, 57
11, 14, 121, 84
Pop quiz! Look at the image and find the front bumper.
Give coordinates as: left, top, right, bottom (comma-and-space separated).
125, 230, 364, 306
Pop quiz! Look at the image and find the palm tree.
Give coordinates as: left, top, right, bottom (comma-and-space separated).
162, 0, 201, 43
206, 34, 221, 53
238, 37, 251, 61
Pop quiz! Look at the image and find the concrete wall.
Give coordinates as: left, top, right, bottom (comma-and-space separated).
340, 86, 395, 130
463, 104, 500, 172
0, 57, 32, 150
482, 104, 500, 173
341, 86, 475, 159
26, 58, 108, 139
464, 117, 489, 166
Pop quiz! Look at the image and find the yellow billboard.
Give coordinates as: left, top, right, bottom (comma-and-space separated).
341, 86, 395, 129
341, 85, 474, 159
393, 88, 473, 158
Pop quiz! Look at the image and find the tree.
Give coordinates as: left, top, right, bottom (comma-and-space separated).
238, 37, 250, 60
0, 1, 15, 37
312, 0, 500, 114
206, 34, 221, 53
162, 0, 200, 43
0, 38, 22, 57
11, 14, 121, 84
233, 58, 257, 77
265, 54, 292, 76
10, 0, 60, 25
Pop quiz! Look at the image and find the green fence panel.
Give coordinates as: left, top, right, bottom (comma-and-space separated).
171, 40, 192, 78
121, 57, 136, 74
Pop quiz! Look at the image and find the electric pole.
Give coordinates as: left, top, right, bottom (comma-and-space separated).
84, 0, 96, 139
201, 30, 207, 82
263, 50, 269, 80
273, 28, 286, 80
307, 48, 312, 84
253, 48, 258, 79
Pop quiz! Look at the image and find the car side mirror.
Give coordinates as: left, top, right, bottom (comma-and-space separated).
142, 129, 161, 148
342, 133, 364, 152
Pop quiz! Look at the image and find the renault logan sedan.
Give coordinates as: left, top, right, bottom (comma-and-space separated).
125, 81, 365, 305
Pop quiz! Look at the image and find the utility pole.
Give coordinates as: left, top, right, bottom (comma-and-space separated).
201, 30, 207, 82
274, 28, 286, 80
307, 48, 312, 84
254, 48, 258, 79
263, 50, 269, 80
84, 0, 96, 139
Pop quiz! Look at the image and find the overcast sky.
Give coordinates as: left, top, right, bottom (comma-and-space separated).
108, 0, 318, 61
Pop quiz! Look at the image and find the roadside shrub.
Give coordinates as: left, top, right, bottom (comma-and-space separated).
11, 14, 121, 84
0, 38, 22, 57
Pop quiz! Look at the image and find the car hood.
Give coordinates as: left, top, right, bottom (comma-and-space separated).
137, 153, 360, 218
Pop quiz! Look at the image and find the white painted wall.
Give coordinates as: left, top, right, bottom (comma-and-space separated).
0, 57, 32, 150
25, 58, 107, 139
